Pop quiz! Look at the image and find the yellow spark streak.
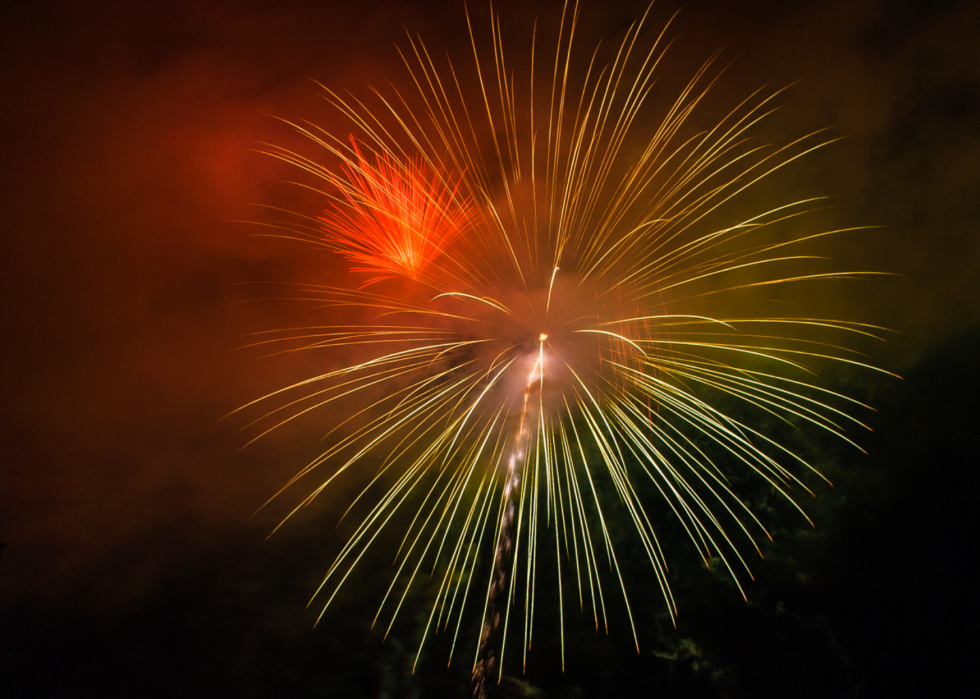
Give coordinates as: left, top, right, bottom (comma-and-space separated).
431, 291, 513, 315
546, 266, 560, 314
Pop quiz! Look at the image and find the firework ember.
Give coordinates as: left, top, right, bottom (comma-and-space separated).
236, 0, 891, 689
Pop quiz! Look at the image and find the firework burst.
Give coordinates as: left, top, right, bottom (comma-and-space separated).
235, 1, 891, 690
318, 139, 476, 285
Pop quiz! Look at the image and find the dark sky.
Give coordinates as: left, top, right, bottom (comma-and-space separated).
1, 1, 978, 697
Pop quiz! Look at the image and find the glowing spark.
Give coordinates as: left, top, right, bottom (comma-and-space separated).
546, 267, 560, 314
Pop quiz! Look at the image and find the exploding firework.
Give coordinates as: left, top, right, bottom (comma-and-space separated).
236, 1, 890, 691
318, 139, 476, 286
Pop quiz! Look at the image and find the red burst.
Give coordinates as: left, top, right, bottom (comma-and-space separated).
319, 141, 475, 284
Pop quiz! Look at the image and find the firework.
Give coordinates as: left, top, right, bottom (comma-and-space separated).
237, 1, 890, 689
318, 139, 476, 286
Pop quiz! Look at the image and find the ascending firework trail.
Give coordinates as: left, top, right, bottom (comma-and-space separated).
473, 331, 546, 696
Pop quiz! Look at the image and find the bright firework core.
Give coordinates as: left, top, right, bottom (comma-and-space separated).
444, 273, 615, 424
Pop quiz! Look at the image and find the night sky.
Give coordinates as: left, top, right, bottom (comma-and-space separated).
2, 1, 978, 697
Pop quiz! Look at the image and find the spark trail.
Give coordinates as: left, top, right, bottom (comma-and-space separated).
472, 333, 547, 697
